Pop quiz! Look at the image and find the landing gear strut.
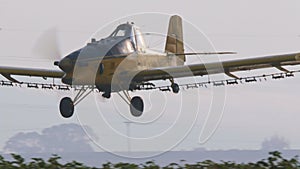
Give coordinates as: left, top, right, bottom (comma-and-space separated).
117, 91, 144, 117
59, 86, 94, 118
59, 87, 145, 118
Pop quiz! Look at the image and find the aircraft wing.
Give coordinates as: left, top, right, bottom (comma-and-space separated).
0, 66, 64, 83
131, 52, 300, 81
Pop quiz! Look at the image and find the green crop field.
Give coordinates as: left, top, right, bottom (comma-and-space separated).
0, 151, 299, 169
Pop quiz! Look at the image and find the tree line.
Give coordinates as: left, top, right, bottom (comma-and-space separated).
0, 151, 299, 169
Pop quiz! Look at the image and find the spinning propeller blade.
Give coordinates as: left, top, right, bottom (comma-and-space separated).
32, 28, 62, 61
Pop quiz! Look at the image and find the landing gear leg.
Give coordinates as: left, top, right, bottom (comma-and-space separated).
59, 86, 94, 118
117, 90, 144, 117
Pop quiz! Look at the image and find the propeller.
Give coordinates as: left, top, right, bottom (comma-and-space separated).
32, 28, 70, 99
32, 28, 62, 61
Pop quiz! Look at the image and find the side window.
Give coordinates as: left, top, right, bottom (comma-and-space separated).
115, 29, 126, 37
110, 25, 132, 38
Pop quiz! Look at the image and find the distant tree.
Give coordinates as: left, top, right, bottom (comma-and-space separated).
4, 123, 95, 153
261, 135, 290, 151
4, 132, 44, 153
193, 147, 206, 152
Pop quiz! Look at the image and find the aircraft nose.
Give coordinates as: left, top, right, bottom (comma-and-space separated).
54, 57, 73, 72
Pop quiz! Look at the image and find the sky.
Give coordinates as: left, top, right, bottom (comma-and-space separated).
0, 0, 300, 157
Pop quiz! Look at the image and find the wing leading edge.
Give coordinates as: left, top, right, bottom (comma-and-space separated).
0, 66, 64, 82
131, 52, 300, 81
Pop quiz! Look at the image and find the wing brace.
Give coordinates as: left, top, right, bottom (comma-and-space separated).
225, 71, 239, 79
273, 64, 290, 72
1, 74, 21, 83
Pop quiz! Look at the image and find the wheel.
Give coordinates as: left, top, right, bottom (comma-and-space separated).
59, 97, 74, 118
130, 96, 144, 117
171, 83, 180, 93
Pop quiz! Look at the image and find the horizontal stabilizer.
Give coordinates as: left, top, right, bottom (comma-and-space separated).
170, 51, 237, 56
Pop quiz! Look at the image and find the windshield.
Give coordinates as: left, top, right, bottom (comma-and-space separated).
109, 24, 132, 37
108, 23, 146, 53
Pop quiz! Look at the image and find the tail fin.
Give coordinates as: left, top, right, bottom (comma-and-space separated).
165, 15, 185, 64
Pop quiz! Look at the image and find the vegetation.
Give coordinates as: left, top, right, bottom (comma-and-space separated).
0, 151, 299, 169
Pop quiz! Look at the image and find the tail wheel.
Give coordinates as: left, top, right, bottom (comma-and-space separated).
130, 96, 144, 117
59, 97, 74, 118
171, 83, 180, 93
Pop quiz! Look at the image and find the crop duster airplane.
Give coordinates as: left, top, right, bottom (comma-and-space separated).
0, 15, 300, 118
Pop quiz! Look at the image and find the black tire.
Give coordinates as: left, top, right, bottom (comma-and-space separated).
130, 96, 144, 117
171, 83, 180, 93
59, 97, 74, 118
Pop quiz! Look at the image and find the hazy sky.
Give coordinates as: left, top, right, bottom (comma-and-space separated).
0, 0, 300, 155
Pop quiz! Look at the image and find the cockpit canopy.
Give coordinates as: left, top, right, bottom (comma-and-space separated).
109, 23, 146, 52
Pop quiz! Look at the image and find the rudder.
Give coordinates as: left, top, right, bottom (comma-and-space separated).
165, 15, 185, 64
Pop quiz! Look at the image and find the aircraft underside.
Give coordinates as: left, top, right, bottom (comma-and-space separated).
58, 80, 180, 118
